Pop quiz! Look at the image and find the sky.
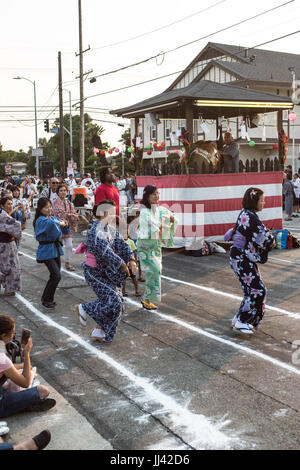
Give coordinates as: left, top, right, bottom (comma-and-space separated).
0, 0, 299, 153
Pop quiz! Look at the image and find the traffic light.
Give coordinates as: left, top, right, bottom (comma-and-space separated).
44, 119, 49, 132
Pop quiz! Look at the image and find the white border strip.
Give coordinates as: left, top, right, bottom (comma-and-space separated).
138, 184, 282, 201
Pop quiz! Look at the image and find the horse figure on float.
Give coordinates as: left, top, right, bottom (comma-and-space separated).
180, 130, 221, 174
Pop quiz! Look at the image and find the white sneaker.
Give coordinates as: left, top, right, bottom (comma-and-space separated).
231, 314, 238, 328
0, 421, 9, 436
233, 320, 253, 335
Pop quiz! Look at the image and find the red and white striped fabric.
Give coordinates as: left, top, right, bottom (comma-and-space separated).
136, 172, 283, 247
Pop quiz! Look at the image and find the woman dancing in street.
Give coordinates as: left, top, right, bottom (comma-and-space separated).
0, 196, 22, 296
33, 198, 68, 309
75, 200, 136, 343
136, 185, 177, 311
228, 187, 276, 334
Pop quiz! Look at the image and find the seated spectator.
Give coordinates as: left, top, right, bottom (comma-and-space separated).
0, 429, 51, 451
0, 314, 56, 418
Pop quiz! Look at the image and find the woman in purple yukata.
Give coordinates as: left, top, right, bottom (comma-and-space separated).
228, 187, 276, 335
75, 200, 137, 343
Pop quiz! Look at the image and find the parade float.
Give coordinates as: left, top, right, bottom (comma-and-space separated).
111, 80, 294, 247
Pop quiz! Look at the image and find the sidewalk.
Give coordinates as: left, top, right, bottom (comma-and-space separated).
283, 213, 300, 235
1, 376, 113, 451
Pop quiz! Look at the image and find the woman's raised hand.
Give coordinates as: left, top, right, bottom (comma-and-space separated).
22, 337, 33, 354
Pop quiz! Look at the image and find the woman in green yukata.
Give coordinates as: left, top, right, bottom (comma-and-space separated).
136, 185, 177, 311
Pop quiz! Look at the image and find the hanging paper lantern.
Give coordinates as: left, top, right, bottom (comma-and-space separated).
100, 150, 105, 155
158, 146, 163, 151
147, 150, 152, 156
153, 142, 158, 148
174, 150, 179, 154
128, 147, 133, 153
108, 150, 113, 155
248, 141, 255, 147
93, 148, 98, 155
114, 148, 120, 153
166, 151, 170, 156
273, 143, 279, 150
288, 112, 297, 122
161, 142, 166, 147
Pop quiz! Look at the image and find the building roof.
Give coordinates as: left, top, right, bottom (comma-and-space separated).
110, 80, 292, 119
167, 41, 300, 90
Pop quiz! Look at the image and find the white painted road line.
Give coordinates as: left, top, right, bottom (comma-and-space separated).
15, 293, 236, 450
19, 250, 300, 320
19, 250, 300, 377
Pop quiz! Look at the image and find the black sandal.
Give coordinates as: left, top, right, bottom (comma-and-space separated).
32, 430, 51, 450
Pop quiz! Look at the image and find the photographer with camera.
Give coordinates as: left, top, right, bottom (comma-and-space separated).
0, 315, 56, 418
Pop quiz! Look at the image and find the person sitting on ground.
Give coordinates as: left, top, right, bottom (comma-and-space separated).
0, 315, 56, 418
0, 429, 51, 451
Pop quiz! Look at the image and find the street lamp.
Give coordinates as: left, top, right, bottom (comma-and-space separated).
13, 76, 39, 177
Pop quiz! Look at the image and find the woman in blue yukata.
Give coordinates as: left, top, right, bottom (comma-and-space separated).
228, 187, 276, 335
33, 198, 69, 309
75, 200, 137, 343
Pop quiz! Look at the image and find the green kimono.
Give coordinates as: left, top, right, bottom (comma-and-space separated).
136, 206, 177, 303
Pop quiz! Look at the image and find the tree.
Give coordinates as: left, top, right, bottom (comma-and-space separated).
39, 113, 109, 175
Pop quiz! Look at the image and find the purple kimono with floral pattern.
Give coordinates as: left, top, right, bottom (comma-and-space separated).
230, 209, 274, 328
0, 210, 22, 293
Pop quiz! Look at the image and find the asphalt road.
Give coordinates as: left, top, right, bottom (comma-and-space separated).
1, 222, 300, 450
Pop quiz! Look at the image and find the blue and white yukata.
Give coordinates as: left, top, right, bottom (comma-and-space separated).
230, 209, 274, 329
81, 221, 133, 343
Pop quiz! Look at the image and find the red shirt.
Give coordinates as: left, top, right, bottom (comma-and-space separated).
94, 183, 119, 215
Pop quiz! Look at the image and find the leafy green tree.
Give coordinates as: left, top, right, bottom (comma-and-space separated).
38, 113, 109, 175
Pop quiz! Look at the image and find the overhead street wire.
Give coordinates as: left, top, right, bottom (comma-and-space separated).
90, 0, 228, 51
90, 1, 296, 81
84, 30, 300, 102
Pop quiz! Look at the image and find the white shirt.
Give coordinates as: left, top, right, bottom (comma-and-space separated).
67, 178, 77, 196
294, 178, 300, 198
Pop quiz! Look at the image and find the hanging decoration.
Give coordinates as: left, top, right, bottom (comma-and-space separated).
114, 148, 120, 153
128, 147, 133, 153
93, 148, 99, 155
278, 130, 289, 163
248, 140, 256, 147
147, 150, 152, 156
288, 112, 297, 122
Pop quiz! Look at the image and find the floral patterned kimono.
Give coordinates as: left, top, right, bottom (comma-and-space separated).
81, 221, 133, 343
52, 198, 77, 239
136, 206, 178, 303
230, 209, 274, 329
0, 210, 22, 293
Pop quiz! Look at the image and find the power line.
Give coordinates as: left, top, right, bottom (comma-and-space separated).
90, 0, 228, 51
90, 1, 296, 81
85, 30, 300, 102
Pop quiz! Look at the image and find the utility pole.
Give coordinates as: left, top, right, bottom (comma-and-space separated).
58, 51, 65, 178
